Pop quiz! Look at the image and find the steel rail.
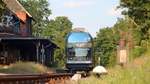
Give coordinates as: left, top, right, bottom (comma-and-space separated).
0, 73, 73, 84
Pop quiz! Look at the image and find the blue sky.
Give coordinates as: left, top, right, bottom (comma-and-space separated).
48, 0, 123, 37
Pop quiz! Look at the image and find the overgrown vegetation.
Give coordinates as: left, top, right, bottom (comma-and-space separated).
94, 17, 139, 66
0, 62, 49, 74
94, 0, 150, 66
130, 46, 145, 60
79, 54, 150, 84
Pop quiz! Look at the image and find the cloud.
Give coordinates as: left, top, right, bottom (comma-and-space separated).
63, 0, 95, 8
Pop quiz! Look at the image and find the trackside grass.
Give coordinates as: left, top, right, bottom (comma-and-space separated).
79, 54, 150, 84
0, 62, 49, 74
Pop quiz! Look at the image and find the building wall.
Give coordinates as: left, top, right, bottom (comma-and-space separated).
0, 10, 32, 37
16, 12, 32, 36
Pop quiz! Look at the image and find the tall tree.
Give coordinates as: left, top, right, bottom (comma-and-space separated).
19, 0, 51, 36
94, 27, 118, 66
42, 16, 72, 67
43, 16, 72, 47
119, 0, 150, 40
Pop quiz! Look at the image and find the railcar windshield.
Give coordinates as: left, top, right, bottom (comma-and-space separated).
68, 32, 91, 43
66, 32, 92, 62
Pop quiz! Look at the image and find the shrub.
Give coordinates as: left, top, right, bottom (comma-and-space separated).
130, 46, 146, 59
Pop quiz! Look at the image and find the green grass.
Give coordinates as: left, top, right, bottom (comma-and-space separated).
0, 62, 49, 74
79, 55, 150, 84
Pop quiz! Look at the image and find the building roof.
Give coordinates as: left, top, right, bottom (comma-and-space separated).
2, 0, 32, 17
72, 28, 87, 32
0, 36, 58, 48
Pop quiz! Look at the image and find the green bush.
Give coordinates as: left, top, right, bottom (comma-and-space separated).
108, 51, 117, 67
131, 46, 146, 59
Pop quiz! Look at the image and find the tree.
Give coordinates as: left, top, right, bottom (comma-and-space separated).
94, 17, 142, 66
19, 0, 51, 36
42, 16, 72, 67
119, 0, 150, 40
19, 0, 72, 67
94, 27, 118, 66
113, 17, 141, 47
43, 16, 72, 47
0, 0, 6, 17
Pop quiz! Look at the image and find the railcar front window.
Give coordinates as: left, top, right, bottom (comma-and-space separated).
67, 32, 92, 62
75, 48, 88, 57
68, 32, 91, 43
67, 47, 91, 61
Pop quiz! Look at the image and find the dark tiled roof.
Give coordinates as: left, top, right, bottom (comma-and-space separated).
2, 0, 32, 17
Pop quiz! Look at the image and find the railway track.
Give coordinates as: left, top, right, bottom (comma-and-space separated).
0, 73, 73, 84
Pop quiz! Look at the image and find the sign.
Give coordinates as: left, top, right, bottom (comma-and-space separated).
119, 49, 127, 64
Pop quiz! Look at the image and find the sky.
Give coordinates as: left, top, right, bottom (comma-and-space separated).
48, 0, 123, 37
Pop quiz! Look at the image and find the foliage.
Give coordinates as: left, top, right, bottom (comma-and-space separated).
119, 0, 150, 40
19, 0, 51, 36
94, 27, 119, 66
0, 62, 48, 74
114, 18, 145, 62
0, 0, 6, 17
130, 46, 145, 60
117, 0, 150, 62
94, 0, 150, 67
42, 16, 72, 67
94, 17, 144, 67
113, 17, 141, 46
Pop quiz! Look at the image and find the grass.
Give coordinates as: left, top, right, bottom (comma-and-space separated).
0, 62, 49, 74
78, 52, 150, 84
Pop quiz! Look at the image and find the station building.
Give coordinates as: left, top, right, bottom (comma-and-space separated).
0, 0, 57, 66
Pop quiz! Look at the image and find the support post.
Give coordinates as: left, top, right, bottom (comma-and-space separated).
41, 44, 45, 64
36, 42, 40, 62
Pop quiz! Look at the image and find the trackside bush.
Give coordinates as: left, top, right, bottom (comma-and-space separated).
130, 46, 146, 59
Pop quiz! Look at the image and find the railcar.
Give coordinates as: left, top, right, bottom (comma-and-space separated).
65, 28, 94, 72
